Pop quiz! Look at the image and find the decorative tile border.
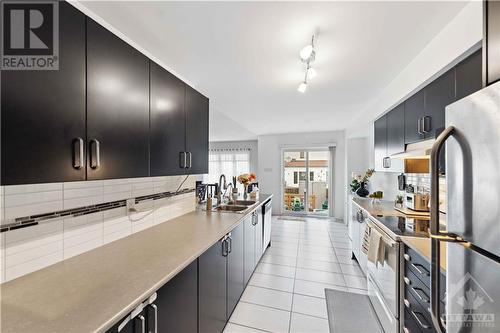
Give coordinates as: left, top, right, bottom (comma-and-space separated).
0, 188, 195, 233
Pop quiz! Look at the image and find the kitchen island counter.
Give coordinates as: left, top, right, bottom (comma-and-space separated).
0, 194, 272, 333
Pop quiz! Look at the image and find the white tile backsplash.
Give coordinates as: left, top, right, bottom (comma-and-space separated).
0, 175, 200, 283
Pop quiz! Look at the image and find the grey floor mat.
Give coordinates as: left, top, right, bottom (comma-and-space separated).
325, 289, 384, 333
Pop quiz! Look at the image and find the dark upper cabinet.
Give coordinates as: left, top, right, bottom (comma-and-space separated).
374, 115, 387, 171
86, 18, 150, 180
386, 104, 404, 172
404, 90, 426, 144
227, 222, 244, 319
185, 86, 209, 174
486, 0, 500, 85
456, 50, 482, 100
243, 215, 256, 285
150, 62, 187, 176
199, 239, 227, 333
1, 3, 86, 185
424, 68, 455, 139
156, 260, 197, 333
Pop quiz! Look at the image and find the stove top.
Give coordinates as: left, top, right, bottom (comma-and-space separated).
371, 215, 430, 239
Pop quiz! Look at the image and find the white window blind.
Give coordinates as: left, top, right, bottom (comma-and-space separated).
205, 148, 251, 185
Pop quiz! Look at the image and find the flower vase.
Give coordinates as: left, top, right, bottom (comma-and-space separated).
356, 182, 369, 198
243, 185, 248, 199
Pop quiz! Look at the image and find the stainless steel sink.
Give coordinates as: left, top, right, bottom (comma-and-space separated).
232, 200, 256, 206
215, 205, 249, 213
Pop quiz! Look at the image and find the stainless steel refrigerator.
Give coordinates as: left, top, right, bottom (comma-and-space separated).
430, 80, 500, 333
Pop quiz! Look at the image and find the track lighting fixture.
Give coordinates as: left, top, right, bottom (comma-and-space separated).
297, 34, 317, 93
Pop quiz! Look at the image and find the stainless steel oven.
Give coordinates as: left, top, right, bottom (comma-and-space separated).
366, 218, 400, 333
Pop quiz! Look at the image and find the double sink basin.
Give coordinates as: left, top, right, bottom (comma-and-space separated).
214, 200, 257, 214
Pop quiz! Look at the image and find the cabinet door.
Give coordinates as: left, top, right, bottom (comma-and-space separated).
150, 61, 187, 176
254, 212, 263, 264
243, 215, 256, 285
227, 222, 244, 319
1, 3, 86, 185
486, 0, 500, 85
456, 49, 482, 100
199, 240, 227, 333
386, 104, 404, 172
156, 260, 197, 333
185, 86, 209, 174
404, 90, 426, 144
424, 69, 455, 139
86, 19, 150, 180
374, 115, 387, 171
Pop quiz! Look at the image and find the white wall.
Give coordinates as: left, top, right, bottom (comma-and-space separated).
209, 140, 259, 174
258, 131, 345, 219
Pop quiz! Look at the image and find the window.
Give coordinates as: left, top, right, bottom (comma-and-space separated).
205, 148, 251, 185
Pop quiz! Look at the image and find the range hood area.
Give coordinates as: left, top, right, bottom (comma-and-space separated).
390, 139, 434, 160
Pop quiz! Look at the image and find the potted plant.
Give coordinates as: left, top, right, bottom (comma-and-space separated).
350, 169, 374, 198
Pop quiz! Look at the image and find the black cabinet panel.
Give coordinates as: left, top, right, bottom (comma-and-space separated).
185, 86, 209, 174
404, 90, 425, 144
86, 19, 150, 180
199, 240, 227, 333
386, 104, 405, 156
227, 223, 244, 319
424, 69, 455, 139
1, 3, 86, 185
244, 215, 256, 285
150, 62, 187, 176
374, 115, 387, 171
156, 261, 197, 333
486, 0, 500, 85
456, 50, 482, 100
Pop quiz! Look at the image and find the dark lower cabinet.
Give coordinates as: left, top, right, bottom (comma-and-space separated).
185, 86, 209, 174
227, 223, 245, 319
150, 61, 187, 176
1, 2, 86, 185
199, 239, 227, 333
156, 261, 197, 333
86, 18, 150, 180
244, 215, 256, 285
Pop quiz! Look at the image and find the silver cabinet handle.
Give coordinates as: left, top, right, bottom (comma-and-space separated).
187, 152, 192, 169
179, 152, 186, 169
89, 139, 100, 169
222, 238, 228, 257
227, 235, 232, 254
412, 286, 430, 303
417, 118, 422, 134
422, 116, 431, 133
137, 315, 146, 333
73, 137, 84, 169
383, 157, 391, 168
411, 310, 431, 329
150, 304, 158, 333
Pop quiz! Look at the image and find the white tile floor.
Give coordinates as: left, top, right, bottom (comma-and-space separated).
225, 216, 368, 333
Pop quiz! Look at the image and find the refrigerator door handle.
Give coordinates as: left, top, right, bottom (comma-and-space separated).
430, 125, 455, 333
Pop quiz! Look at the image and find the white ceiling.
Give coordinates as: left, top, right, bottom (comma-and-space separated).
78, 1, 469, 141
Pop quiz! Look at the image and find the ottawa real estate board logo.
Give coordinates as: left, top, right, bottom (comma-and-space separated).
1, 1, 59, 70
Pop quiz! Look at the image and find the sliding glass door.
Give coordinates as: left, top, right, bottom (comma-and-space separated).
282, 149, 330, 216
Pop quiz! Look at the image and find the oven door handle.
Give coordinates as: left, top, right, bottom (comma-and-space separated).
366, 219, 397, 247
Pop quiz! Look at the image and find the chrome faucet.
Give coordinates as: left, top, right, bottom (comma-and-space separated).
217, 174, 227, 204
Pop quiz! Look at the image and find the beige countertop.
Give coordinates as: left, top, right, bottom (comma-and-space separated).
352, 197, 407, 217
0, 194, 272, 333
400, 236, 447, 272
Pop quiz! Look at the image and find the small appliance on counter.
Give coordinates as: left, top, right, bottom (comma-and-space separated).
405, 192, 430, 212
